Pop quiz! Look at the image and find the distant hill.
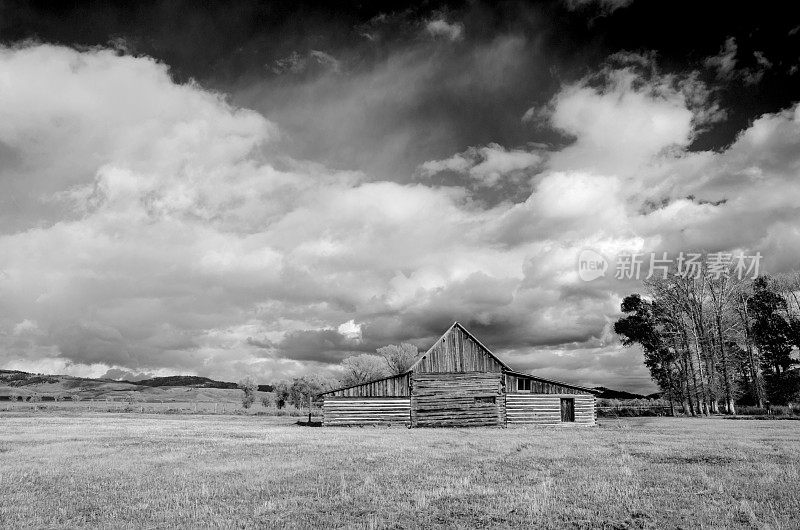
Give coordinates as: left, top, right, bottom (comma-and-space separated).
592, 386, 655, 400
129, 376, 274, 392
0, 369, 272, 402
128, 375, 237, 389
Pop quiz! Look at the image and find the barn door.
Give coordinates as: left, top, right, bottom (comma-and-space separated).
560, 398, 575, 422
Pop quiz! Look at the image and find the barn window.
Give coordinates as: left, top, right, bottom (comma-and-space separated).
474, 396, 495, 404
517, 378, 531, 392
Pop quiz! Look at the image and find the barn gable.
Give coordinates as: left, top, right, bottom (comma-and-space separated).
410, 322, 510, 373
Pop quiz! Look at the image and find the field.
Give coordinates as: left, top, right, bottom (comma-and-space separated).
1, 414, 798, 529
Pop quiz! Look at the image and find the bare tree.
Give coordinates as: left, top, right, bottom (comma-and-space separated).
377, 343, 418, 375
340, 354, 388, 386
732, 284, 765, 407
705, 272, 741, 414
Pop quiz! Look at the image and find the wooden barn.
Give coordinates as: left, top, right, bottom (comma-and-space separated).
319, 322, 597, 427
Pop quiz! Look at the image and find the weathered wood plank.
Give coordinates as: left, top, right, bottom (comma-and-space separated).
415, 325, 505, 374
411, 371, 503, 427
322, 397, 411, 426
506, 395, 595, 425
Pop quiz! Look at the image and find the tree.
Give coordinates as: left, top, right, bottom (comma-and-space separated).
614, 294, 677, 416
620, 267, 800, 412
273, 381, 290, 409
732, 281, 765, 407
288, 375, 332, 409
705, 272, 741, 414
340, 354, 388, 387
260, 393, 272, 408
645, 273, 715, 414
748, 277, 798, 404
237, 377, 258, 409
377, 343, 418, 375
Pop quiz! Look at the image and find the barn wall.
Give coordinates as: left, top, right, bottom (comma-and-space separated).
411, 372, 504, 427
505, 374, 594, 395
322, 373, 411, 397
322, 397, 411, 426
506, 394, 596, 425
415, 325, 505, 373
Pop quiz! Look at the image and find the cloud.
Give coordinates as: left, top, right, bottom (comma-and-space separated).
705, 37, 738, 80
101, 367, 153, 381
270, 50, 341, 75
540, 67, 696, 177
419, 143, 542, 187
703, 38, 769, 86
753, 51, 773, 70
424, 18, 464, 42
563, 0, 634, 13
3, 43, 800, 394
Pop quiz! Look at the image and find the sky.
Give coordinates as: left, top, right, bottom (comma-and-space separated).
1, 1, 799, 392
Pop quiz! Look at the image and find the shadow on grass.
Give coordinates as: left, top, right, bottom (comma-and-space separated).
296, 419, 323, 427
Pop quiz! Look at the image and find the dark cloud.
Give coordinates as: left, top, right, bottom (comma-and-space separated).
275, 329, 370, 363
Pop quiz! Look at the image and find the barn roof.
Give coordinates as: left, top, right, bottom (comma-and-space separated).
318, 321, 596, 396
505, 370, 599, 394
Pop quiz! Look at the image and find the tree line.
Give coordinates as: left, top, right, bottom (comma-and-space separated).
615, 270, 800, 415
236, 342, 420, 409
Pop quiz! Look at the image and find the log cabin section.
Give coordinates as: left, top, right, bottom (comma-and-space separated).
319, 322, 598, 427
505, 371, 596, 425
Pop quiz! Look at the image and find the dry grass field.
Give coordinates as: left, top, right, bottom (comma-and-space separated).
0, 414, 798, 529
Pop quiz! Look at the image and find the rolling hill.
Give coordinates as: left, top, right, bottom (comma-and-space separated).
0, 369, 271, 403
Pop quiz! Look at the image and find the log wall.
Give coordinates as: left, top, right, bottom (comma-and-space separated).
411, 372, 504, 427
505, 394, 596, 425
415, 325, 505, 373
322, 397, 411, 426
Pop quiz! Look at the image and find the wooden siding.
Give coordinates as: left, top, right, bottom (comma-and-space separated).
506, 394, 596, 425
415, 325, 505, 373
411, 372, 504, 427
505, 374, 593, 395
322, 373, 410, 397
322, 397, 411, 426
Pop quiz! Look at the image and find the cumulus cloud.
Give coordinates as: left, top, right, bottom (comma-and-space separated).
2, 43, 800, 393
424, 18, 464, 41
419, 143, 542, 187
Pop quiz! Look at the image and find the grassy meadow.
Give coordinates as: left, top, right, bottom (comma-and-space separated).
1, 414, 798, 529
